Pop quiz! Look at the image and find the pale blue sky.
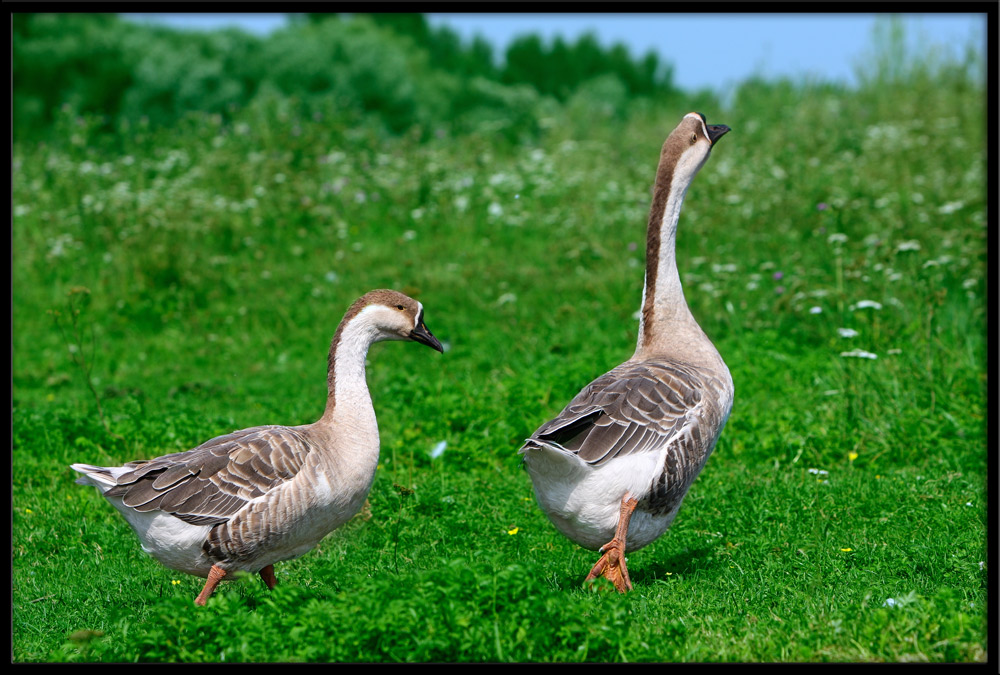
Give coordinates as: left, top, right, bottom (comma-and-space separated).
122, 12, 987, 93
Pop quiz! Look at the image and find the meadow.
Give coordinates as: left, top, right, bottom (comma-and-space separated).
12, 19, 988, 662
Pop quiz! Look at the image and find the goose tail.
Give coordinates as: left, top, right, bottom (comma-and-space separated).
70, 463, 120, 491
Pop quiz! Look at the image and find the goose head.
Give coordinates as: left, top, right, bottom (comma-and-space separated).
350, 289, 444, 352
661, 112, 730, 186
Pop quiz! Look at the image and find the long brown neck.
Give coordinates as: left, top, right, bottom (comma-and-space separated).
636, 151, 702, 358
320, 301, 377, 423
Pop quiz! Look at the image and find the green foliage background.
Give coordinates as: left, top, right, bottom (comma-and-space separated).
12, 13, 989, 663
12, 13, 681, 142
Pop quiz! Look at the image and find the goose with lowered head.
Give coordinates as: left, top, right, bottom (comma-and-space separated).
72, 289, 443, 605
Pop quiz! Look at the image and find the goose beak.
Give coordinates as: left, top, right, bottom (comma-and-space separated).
707, 124, 730, 146
410, 321, 444, 353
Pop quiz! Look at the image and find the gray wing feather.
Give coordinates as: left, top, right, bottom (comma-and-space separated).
104, 425, 311, 526
522, 361, 707, 467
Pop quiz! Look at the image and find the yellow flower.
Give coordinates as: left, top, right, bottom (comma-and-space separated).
848, 452, 859, 462
25, 508, 32, 514
840, 547, 853, 552
507, 527, 519, 535
171, 580, 181, 586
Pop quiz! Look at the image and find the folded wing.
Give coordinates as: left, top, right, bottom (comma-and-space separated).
521, 361, 707, 467
102, 425, 311, 526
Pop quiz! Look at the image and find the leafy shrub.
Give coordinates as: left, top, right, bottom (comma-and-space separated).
13, 13, 683, 144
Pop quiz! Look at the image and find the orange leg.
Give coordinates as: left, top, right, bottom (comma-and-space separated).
259, 564, 277, 590
195, 564, 227, 606
584, 494, 639, 593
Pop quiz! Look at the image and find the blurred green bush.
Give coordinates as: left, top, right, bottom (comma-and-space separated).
12, 12, 681, 144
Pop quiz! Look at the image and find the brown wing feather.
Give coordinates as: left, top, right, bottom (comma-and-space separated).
104, 425, 311, 526
524, 361, 706, 466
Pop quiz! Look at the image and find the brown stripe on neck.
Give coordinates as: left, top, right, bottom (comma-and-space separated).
641, 138, 684, 346
321, 289, 412, 421
322, 293, 372, 419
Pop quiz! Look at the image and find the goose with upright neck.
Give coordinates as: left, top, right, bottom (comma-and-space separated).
72, 289, 443, 605
519, 113, 733, 592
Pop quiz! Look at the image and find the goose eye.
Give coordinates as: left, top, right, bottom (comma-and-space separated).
395, 304, 404, 310
690, 133, 698, 144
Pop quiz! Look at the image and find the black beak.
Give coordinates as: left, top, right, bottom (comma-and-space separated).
707, 124, 730, 146
410, 321, 444, 353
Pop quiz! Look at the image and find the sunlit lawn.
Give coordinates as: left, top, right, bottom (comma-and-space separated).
12, 70, 987, 661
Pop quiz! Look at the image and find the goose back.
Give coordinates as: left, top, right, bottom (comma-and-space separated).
524, 359, 731, 517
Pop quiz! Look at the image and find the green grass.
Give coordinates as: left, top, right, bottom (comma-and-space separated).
12, 56, 987, 661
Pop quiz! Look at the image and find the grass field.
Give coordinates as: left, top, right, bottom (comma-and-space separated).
12, 42, 989, 661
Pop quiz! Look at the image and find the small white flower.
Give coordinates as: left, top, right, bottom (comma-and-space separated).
809, 306, 823, 314
496, 292, 517, 305
883, 598, 897, 608
938, 200, 965, 215
429, 441, 447, 459
808, 468, 829, 476
896, 240, 921, 252
851, 300, 883, 311
837, 328, 859, 338
827, 233, 848, 244
840, 349, 878, 360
